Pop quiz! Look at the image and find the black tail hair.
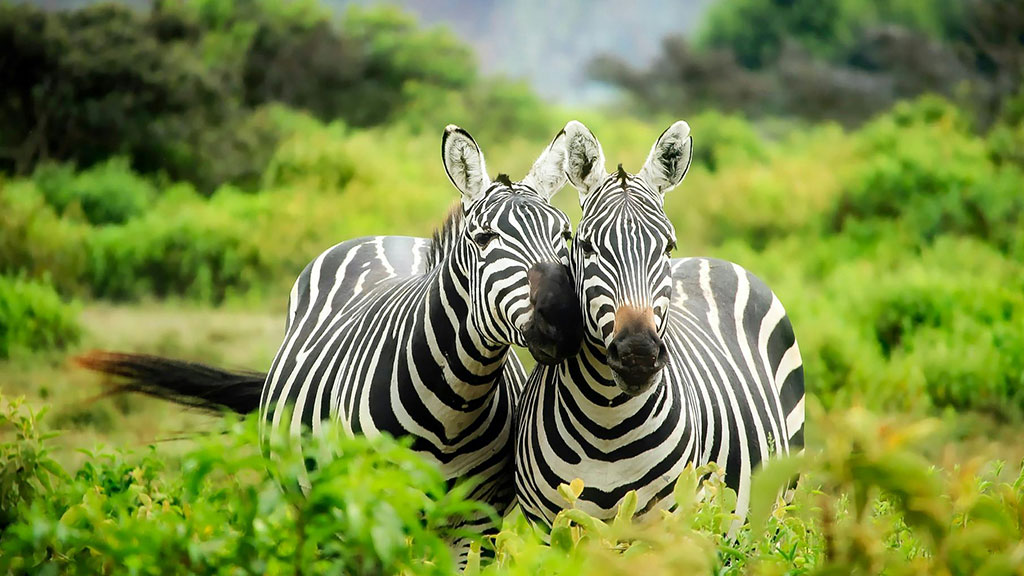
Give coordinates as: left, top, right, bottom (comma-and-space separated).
75, 351, 265, 415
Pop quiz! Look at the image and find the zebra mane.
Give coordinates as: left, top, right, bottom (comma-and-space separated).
616, 163, 628, 184
426, 202, 465, 270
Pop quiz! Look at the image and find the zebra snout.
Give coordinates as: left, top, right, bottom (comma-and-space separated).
607, 337, 668, 370
523, 262, 583, 365
607, 306, 669, 395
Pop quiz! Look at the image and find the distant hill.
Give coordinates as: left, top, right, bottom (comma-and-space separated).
21, 0, 712, 103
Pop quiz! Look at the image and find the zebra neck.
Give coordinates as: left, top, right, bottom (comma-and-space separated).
411, 258, 508, 395
555, 339, 694, 440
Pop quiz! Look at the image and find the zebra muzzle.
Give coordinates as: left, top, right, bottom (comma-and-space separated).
523, 262, 583, 365
607, 306, 669, 395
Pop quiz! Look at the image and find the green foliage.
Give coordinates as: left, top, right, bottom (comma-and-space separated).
34, 158, 157, 225
0, 398, 67, 531
0, 0, 489, 190
0, 2, 230, 182
338, 5, 476, 127
399, 78, 556, 144
834, 98, 1023, 252
594, 0, 1010, 126
0, 180, 90, 291
262, 121, 355, 191
702, 0, 850, 68
4, 396, 1023, 575
700, 0, 962, 68
686, 110, 767, 172
0, 276, 80, 359
0, 395, 483, 575
85, 189, 274, 303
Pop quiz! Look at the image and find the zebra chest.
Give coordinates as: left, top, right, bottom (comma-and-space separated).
518, 370, 699, 522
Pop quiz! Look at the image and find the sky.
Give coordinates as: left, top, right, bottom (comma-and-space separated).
339, 0, 712, 103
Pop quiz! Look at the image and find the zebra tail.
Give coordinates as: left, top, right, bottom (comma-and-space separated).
74, 351, 265, 415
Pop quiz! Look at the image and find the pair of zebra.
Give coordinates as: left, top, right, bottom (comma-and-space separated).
80, 120, 804, 553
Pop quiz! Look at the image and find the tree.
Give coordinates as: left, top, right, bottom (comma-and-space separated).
0, 3, 230, 181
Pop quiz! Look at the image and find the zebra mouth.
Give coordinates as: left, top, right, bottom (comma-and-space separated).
606, 333, 669, 396
609, 363, 665, 396
526, 339, 561, 365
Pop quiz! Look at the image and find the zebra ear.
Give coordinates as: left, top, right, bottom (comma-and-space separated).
442, 125, 491, 208
522, 126, 570, 200
639, 121, 692, 195
562, 120, 607, 203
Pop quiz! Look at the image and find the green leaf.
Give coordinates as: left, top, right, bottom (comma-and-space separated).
613, 490, 638, 531
564, 509, 609, 535
748, 454, 806, 534
674, 464, 700, 519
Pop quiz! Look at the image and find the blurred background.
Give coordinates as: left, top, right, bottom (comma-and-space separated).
1, 0, 1022, 466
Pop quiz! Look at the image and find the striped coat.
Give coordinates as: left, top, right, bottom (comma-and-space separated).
515, 121, 804, 527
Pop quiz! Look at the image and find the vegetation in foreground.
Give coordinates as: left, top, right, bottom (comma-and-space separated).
2, 396, 1023, 575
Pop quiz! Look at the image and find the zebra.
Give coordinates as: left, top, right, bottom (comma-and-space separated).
514, 120, 805, 529
78, 124, 585, 555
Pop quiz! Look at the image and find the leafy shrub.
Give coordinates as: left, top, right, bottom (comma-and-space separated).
180, 108, 290, 194
864, 239, 1024, 417
669, 122, 851, 251
399, 78, 557, 144
0, 181, 90, 294
988, 119, 1024, 169
85, 190, 273, 303
34, 158, 156, 225
832, 99, 1023, 251
687, 110, 767, 172
0, 397, 66, 531
5, 397, 1022, 575
262, 122, 356, 191
0, 276, 80, 359
0, 397, 480, 574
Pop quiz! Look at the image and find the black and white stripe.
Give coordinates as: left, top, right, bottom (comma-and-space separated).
515, 121, 804, 528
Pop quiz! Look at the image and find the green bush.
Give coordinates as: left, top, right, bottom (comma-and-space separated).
700, 0, 962, 68
262, 122, 356, 191
85, 190, 273, 303
864, 239, 1024, 417
687, 110, 767, 172
0, 181, 90, 294
3, 397, 1023, 575
832, 100, 1023, 251
744, 235, 1024, 416
34, 158, 156, 226
398, 78, 557, 144
0, 397, 481, 575
0, 276, 80, 359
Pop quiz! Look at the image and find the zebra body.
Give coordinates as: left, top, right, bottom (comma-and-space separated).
515, 121, 804, 527
261, 232, 524, 510
258, 125, 581, 538
517, 257, 803, 524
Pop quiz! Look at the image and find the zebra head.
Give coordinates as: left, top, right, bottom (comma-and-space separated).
563, 120, 693, 395
442, 125, 583, 365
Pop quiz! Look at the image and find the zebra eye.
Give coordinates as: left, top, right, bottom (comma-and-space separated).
665, 239, 677, 256
472, 230, 499, 248
576, 237, 595, 256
